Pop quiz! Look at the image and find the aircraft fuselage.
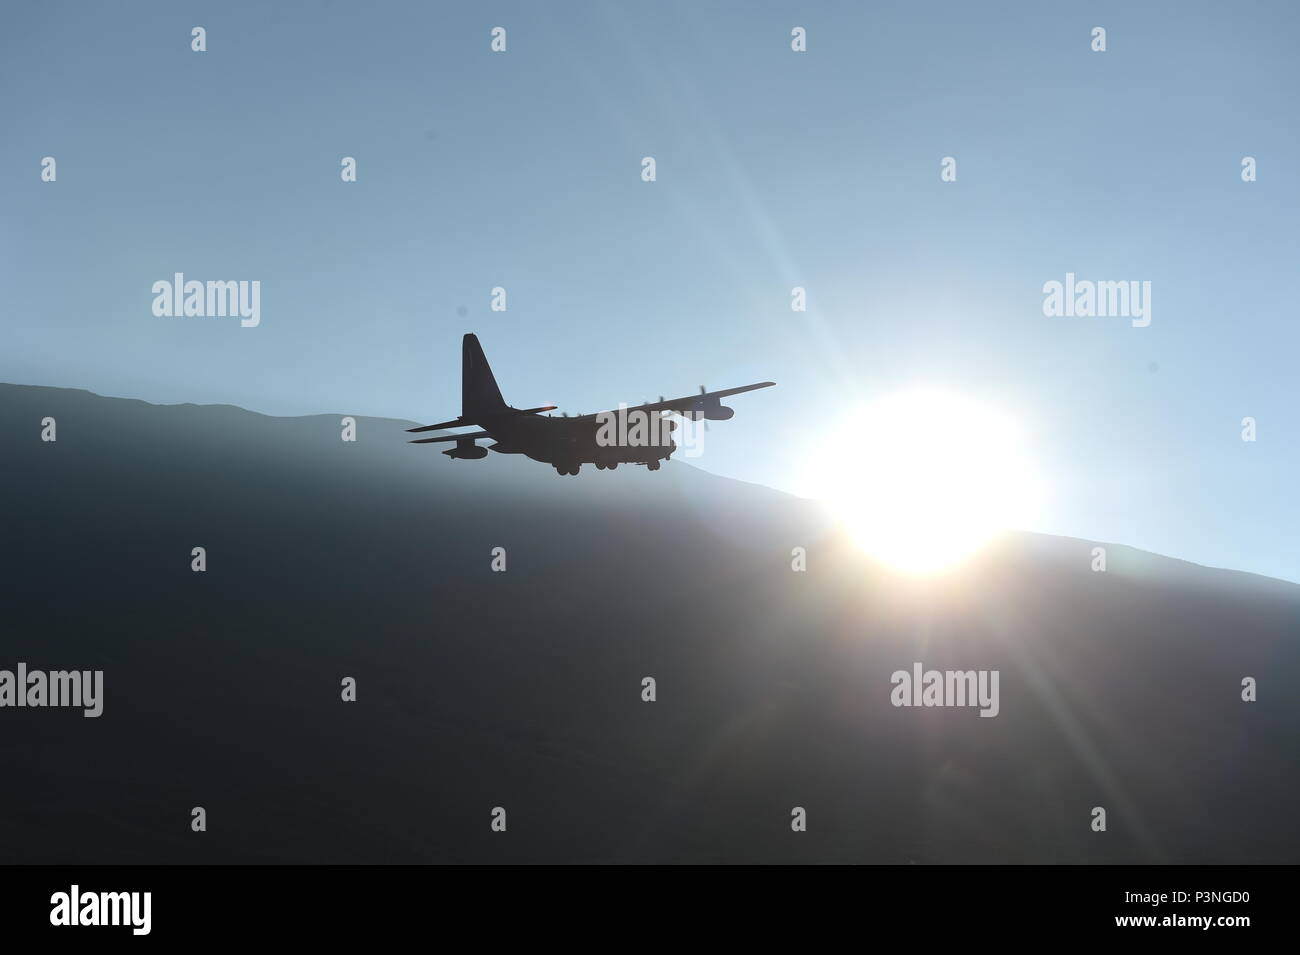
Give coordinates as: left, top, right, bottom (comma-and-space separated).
474, 412, 673, 472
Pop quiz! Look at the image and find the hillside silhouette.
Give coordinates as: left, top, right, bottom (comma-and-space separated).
1, 383, 1297, 863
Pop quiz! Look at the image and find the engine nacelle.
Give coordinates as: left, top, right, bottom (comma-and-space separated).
686, 398, 735, 421
444, 438, 488, 460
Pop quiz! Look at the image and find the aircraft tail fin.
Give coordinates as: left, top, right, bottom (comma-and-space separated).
462, 333, 507, 417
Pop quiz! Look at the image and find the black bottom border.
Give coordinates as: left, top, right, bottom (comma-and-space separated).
1, 864, 1283, 940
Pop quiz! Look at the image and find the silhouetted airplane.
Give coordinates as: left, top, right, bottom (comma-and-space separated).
407, 334, 775, 475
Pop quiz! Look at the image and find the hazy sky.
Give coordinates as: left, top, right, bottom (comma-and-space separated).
3, 1, 1298, 581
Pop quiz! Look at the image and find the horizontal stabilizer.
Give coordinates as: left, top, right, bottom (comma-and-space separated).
407, 418, 466, 434
407, 405, 557, 433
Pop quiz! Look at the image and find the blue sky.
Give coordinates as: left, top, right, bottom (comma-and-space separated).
3, 1, 1298, 580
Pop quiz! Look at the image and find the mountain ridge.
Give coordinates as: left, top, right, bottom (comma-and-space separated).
5, 381, 1295, 589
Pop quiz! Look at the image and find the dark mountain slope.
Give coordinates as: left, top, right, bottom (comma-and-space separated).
1, 383, 1296, 863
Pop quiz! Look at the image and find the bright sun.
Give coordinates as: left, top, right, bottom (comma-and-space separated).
806, 389, 1042, 574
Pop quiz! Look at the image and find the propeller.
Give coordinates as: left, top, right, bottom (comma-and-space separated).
697, 385, 710, 430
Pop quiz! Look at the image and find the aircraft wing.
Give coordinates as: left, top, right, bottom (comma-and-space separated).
408, 431, 491, 445
630, 381, 776, 415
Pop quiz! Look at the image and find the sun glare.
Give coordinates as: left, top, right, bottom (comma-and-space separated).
807, 389, 1041, 574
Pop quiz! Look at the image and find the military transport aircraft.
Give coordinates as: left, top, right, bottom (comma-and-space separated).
407, 334, 775, 475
